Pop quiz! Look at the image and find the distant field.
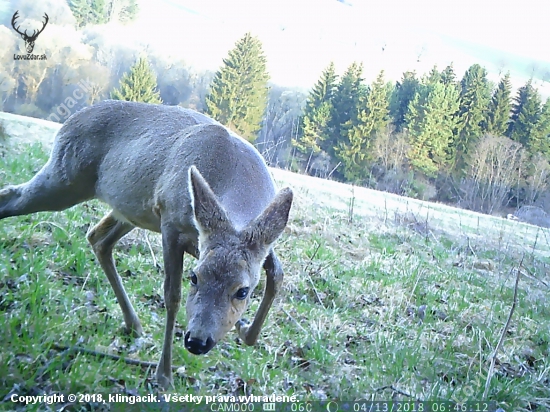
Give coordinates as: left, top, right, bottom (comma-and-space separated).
1, 113, 549, 411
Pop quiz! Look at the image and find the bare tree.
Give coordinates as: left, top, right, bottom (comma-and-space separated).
460, 134, 525, 214
524, 153, 550, 206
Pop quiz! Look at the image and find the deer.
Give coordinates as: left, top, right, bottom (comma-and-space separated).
11, 11, 49, 54
0, 100, 293, 389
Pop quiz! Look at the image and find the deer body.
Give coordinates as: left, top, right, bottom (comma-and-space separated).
0, 100, 293, 389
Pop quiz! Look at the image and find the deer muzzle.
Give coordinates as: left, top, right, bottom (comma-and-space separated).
184, 331, 216, 355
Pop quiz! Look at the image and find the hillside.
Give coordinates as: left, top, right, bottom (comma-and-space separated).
0, 112, 549, 410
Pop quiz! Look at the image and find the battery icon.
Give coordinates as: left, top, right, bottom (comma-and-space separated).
263, 403, 276, 411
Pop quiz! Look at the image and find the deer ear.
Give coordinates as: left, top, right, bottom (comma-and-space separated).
242, 188, 293, 249
188, 166, 233, 237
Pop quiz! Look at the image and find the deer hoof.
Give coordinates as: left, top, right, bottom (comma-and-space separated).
156, 371, 173, 391
121, 322, 143, 338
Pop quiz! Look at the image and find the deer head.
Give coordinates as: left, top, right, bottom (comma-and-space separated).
184, 166, 292, 354
11, 11, 49, 54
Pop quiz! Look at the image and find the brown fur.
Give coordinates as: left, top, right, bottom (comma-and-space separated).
0, 100, 293, 389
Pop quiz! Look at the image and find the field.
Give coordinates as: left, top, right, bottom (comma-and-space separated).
0, 113, 549, 411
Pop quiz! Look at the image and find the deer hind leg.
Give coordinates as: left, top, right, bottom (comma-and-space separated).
236, 249, 284, 345
87, 211, 142, 336
0, 161, 95, 220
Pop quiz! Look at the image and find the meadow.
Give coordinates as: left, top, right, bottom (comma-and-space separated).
0, 113, 549, 411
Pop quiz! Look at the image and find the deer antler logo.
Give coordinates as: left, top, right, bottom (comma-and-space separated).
11, 11, 49, 54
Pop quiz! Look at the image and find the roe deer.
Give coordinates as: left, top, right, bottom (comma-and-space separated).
0, 100, 293, 389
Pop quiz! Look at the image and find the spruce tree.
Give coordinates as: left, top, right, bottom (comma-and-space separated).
455, 64, 491, 171
529, 98, 550, 157
327, 62, 365, 158
293, 62, 337, 158
390, 71, 419, 132
337, 70, 390, 180
205, 33, 269, 142
486, 72, 512, 137
508, 80, 541, 146
440, 63, 457, 87
405, 76, 460, 176
110, 57, 162, 104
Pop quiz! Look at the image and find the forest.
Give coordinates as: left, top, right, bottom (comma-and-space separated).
2, 0, 550, 219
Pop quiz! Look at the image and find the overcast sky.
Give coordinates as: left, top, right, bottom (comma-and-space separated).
117, 0, 549, 95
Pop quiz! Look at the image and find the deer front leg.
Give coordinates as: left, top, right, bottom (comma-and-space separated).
236, 250, 284, 345
156, 226, 186, 390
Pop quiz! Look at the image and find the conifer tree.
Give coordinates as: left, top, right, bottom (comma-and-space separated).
455, 64, 491, 170
337, 70, 390, 180
110, 57, 162, 104
205, 33, 269, 142
440, 63, 457, 87
527, 97, 550, 156
508, 80, 541, 146
327, 62, 365, 158
390, 71, 419, 132
486, 73, 512, 137
293, 62, 337, 158
405, 75, 460, 176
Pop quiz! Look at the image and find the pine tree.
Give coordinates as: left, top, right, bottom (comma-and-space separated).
508, 80, 541, 146
455, 64, 491, 171
527, 97, 550, 156
293, 62, 337, 158
110, 57, 162, 104
405, 76, 460, 176
486, 72, 512, 137
205, 33, 269, 142
337, 70, 390, 180
390, 71, 419, 132
327, 62, 365, 158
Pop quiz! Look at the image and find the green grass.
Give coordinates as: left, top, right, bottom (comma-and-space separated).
1, 143, 550, 411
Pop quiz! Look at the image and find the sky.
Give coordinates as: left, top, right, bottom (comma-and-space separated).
116, 0, 550, 95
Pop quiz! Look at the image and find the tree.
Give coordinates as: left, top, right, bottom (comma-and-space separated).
205, 33, 269, 142
486, 72, 512, 137
405, 75, 460, 176
110, 57, 162, 104
455, 64, 491, 171
69, 0, 139, 28
460, 135, 525, 214
390, 71, 419, 132
440, 63, 457, 87
337, 70, 390, 181
508, 80, 541, 147
292, 62, 337, 172
69, 0, 108, 27
529, 98, 550, 157
327, 62, 365, 158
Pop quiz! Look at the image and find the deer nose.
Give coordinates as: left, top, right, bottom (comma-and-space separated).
184, 332, 215, 355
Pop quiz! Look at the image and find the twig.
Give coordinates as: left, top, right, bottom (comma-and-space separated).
143, 230, 160, 270
302, 243, 326, 309
374, 384, 420, 401
467, 236, 477, 257
482, 256, 523, 399
281, 307, 309, 336
50, 343, 179, 371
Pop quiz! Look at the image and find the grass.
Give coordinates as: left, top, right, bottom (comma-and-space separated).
1, 141, 550, 411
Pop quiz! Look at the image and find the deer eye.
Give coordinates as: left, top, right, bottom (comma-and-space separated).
189, 271, 198, 285
235, 287, 249, 300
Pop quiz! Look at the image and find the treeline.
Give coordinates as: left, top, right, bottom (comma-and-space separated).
2, 0, 550, 216
290, 62, 550, 214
